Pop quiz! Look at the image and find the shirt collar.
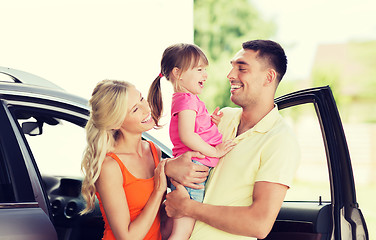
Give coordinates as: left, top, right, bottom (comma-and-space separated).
235, 105, 279, 140
252, 105, 280, 133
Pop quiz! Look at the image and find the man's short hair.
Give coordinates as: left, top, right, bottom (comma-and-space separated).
242, 40, 287, 82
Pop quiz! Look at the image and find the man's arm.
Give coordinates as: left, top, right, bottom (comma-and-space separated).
165, 181, 287, 239
164, 151, 209, 189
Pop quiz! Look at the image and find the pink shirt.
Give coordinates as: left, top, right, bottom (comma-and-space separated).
169, 92, 222, 167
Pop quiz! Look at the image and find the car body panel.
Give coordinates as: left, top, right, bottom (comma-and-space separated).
0, 206, 57, 240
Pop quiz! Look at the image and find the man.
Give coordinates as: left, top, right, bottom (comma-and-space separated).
165, 40, 300, 239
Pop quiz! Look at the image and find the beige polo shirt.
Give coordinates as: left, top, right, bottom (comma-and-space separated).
190, 106, 300, 240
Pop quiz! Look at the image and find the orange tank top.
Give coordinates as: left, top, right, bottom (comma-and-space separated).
96, 141, 162, 240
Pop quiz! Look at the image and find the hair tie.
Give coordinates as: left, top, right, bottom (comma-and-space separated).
158, 73, 163, 78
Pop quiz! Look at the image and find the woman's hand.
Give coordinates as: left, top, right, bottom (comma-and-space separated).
154, 159, 167, 193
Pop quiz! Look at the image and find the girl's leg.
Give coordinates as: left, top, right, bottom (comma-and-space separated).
168, 161, 209, 240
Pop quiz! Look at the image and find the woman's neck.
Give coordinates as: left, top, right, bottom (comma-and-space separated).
114, 131, 143, 155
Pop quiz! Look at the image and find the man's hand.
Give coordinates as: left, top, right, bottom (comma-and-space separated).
165, 151, 209, 189
165, 180, 191, 218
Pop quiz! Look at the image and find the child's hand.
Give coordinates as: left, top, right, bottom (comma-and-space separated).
215, 139, 236, 158
211, 107, 223, 126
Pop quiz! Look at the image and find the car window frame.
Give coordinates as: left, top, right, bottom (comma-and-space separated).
275, 86, 368, 239
0, 100, 35, 204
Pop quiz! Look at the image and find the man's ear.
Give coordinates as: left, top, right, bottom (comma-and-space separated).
172, 67, 182, 80
264, 69, 277, 86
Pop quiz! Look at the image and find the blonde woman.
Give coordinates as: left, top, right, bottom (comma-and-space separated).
81, 80, 167, 240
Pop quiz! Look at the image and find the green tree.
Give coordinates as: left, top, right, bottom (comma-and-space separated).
194, 0, 276, 111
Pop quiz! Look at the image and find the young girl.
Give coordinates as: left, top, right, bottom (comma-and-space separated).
148, 43, 235, 240
81, 80, 167, 240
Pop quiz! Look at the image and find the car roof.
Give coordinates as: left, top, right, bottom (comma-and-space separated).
0, 66, 88, 110
0, 66, 64, 90
0, 66, 173, 156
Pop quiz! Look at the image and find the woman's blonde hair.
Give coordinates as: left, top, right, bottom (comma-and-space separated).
81, 79, 132, 214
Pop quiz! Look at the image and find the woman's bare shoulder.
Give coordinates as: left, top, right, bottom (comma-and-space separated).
97, 155, 122, 185
144, 140, 162, 161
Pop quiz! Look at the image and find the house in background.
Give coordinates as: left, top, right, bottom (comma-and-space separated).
310, 41, 376, 184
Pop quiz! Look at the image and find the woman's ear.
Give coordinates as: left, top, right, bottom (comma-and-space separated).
171, 67, 181, 80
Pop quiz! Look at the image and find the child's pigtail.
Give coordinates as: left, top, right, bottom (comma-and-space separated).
148, 73, 164, 128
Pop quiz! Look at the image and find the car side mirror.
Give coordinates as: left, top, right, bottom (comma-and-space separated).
22, 121, 43, 136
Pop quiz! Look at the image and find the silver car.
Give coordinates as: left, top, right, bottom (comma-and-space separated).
0, 66, 368, 240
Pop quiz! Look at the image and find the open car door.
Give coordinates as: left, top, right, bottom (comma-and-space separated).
262, 86, 369, 240
0, 100, 58, 240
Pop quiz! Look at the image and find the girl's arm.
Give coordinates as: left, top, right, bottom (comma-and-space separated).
178, 109, 234, 158
96, 157, 166, 240
211, 107, 223, 126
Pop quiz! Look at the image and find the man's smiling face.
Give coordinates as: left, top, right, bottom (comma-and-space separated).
227, 49, 269, 107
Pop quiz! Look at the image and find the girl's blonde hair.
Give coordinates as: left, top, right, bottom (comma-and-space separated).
81, 80, 132, 214
148, 43, 208, 127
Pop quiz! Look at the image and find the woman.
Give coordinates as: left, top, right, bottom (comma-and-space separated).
81, 80, 167, 240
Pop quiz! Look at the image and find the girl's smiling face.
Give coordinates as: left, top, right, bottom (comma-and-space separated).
177, 59, 208, 95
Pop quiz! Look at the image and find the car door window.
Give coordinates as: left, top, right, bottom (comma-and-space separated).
17, 117, 86, 178
0, 103, 36, 203
0, 147, 15, 203
279, 103, 331, 203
